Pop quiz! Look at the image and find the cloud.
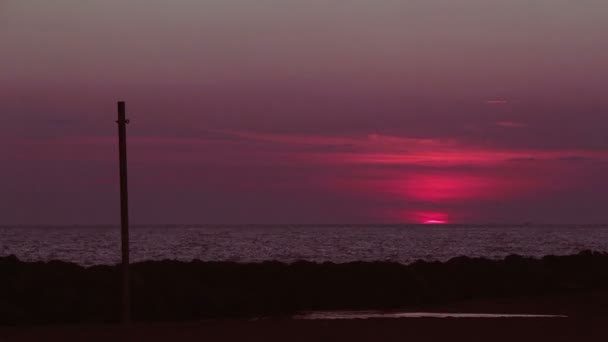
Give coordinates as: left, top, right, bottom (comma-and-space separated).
216, 130, 608, 168
557, 156, 590, 162
305, 146, 608, 168
222, 130, 443, 150
485, 100, 509, 105
6, 130, 608, 170
496, 121, 528, 128
507, 157, 539, 163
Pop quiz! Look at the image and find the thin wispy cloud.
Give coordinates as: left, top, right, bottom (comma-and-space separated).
496, 121, 528, 128
485, 100, 509, 105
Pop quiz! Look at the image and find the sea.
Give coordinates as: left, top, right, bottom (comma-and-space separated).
1, 224, 608, 266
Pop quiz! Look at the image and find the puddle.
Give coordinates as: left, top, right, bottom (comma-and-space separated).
294, 311, 567, 319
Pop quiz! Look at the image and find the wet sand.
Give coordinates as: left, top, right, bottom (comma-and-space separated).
1, 318, 605, 342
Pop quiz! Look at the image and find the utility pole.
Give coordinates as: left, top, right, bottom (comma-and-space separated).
117, 101, 131, 324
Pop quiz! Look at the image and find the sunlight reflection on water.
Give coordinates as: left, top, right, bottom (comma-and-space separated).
294, 311, 567, 319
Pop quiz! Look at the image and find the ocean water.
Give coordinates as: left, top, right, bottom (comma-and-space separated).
294, 311, 567, 319
1, 224, 608, 266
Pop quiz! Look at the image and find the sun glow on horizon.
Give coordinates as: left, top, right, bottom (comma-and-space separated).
423, 219, 448, 224
409, 211, 450, 225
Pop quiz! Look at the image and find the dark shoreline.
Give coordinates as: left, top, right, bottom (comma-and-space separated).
4, 318, 607, 342
2, 251, 608, 325
5, 318, 607, 342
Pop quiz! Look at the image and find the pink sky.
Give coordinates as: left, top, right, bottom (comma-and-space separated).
1, 1, 608, 224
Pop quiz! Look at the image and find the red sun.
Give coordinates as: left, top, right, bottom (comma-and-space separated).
413, 211, 450, 224
423, 219, 448, 225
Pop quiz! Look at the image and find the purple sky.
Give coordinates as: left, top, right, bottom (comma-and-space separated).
2, 1, 608, 224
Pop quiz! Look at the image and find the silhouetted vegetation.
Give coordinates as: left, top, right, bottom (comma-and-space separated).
2, 251, 608, 325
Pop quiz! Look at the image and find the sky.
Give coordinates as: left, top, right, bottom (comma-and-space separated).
1, 0, 608, 224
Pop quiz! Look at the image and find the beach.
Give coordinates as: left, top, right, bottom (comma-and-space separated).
3, 252, 608, 325
2, 318, 606, 342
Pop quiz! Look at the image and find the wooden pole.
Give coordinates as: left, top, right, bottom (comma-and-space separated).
117, 101, 131, 324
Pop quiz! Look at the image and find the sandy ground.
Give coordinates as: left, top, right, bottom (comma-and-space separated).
1, 318, 606, 342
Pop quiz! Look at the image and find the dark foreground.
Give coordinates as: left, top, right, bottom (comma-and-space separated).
2, 251, 608, 325
1, 318, 606, 342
